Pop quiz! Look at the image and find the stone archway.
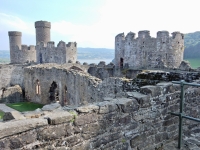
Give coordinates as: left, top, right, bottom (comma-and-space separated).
49, 81, 59, 102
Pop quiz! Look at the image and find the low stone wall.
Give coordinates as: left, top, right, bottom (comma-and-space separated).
0, 64, 29, 89
1, 81, 200, 149
0, 85, 23, 103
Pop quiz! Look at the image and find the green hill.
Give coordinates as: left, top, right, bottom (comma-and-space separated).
184, 31, 200, 59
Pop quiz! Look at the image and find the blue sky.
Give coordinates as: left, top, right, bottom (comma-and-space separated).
0, 0, 200, 50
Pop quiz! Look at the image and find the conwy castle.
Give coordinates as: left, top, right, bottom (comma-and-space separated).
0, 20, 200, 149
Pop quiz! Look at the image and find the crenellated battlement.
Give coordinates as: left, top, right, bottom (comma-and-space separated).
115, 30, 184, 69
8, 31, 22, 36
36, 40, 77, 64
21, 45, 35, 51
35, 21, 51, 28
66, 42, 77, 47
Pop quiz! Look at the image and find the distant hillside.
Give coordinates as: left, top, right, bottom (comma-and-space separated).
77, 48, 114, 59
184, 32, 200, 58
0, 48, 115, 64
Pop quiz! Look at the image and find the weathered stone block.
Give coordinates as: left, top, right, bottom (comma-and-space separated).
140, 85, 161, 97
97, 101, 118, 114
41, 103, 61, 111
0, 118, 48, 139
75, 104, 99, 113
82, 122, 102, 140
126, 92, 150, 108
115, 97, 139, 112
46, 111, 73, 125
37, 124, 67, 140
74, 113, 98, 126
3, 111, 26, 121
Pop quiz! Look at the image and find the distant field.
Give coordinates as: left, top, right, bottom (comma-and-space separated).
184, 58, 200, 69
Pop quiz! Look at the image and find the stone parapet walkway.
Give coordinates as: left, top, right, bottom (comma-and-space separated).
0, 104, 16, 113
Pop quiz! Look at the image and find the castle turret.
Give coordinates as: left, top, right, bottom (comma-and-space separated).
115, 33, 125, 67
35, 21, 51, 45
8, 31, 22, 63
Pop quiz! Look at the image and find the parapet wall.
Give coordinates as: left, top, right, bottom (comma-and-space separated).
36, 41, 77, 64
1, 81, 200, 149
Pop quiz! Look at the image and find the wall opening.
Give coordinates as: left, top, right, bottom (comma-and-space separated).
39, 53, 43, 63
49, 81, 59, 102
35, 79, 41, 95
120, 58, 124, 67
64, 86, 68, 105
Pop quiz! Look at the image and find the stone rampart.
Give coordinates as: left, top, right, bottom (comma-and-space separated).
0, 81, 200, 149
36, 41, 77, 64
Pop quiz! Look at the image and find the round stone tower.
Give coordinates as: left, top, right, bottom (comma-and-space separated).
35, 21, 51, 45
8, 31, 22, 63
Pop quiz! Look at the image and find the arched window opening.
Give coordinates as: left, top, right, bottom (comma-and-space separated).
64, 86, 68, 105
36, 79, 41, 95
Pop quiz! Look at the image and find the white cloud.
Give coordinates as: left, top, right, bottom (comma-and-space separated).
0, 13, 34, 35
1, 0, 200, 49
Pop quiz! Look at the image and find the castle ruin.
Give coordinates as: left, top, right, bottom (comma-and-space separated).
115, 30, 184, 69
1, 21, 200, 149
8, 21, 77, 64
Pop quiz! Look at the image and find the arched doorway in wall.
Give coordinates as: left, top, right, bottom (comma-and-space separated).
120, 58, 124, 68
49, 81, 59, 102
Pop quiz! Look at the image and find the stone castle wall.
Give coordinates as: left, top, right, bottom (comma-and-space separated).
8, 31, 36, 64
115, 30, 184, 69
23, 63, 138, 106
36, 41, 77, 64
0, 81, 200, 149
0, 64, 28, 89
8, 21, 77, 64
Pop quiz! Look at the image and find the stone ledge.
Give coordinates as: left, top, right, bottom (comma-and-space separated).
0, 118, 48, 139
46, 111, 74, 125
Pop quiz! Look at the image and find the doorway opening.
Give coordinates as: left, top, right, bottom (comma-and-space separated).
49, 81, 59, 102
120, 58, 124, 67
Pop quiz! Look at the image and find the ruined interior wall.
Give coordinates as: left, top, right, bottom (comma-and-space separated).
0, 64, 27, 89
1, 81, 200, 150
24, 64, 102, 105
24, 64, 138, 106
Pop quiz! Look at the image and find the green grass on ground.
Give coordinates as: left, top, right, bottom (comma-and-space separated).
6, 102, 44, 112
185, 58, 200, 69
0, 111, 4, 119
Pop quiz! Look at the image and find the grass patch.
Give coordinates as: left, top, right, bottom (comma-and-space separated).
6, 102, 44, 112
185, 58, 200, 69
0, 111, 4, 119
